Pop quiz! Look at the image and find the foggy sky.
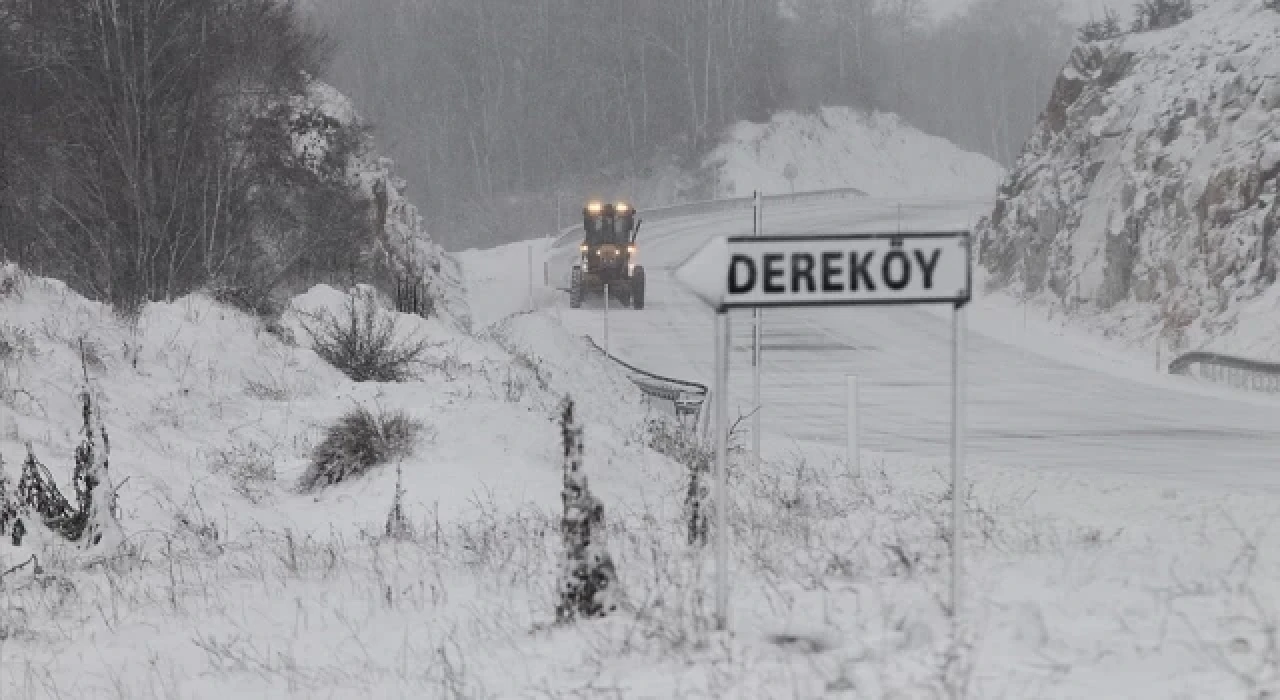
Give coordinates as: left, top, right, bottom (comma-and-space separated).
927, 0, 1131, 22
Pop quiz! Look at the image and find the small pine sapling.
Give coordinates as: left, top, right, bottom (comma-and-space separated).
384, 461, 412, 540
1078, 9, 1124, 42
555, 397, 619, 623
71, 388, 123, 551
17, 445, 75, 530
684, 437, 711, 547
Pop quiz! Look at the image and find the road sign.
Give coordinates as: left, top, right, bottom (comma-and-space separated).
674, 232, 971, 311
678, 226, 970, 645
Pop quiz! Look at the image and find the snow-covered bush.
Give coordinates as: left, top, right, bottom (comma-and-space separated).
0, 264, 25, 300
5, 389, 121, 550
209, 442, 277, 503
1131, 0, 1192, 31
209, 285, 281, 320
1078, 9, 1124, 42
300, 293, 429, 382
298, 406, 423, 491
0, 322, 35, 408
555, 397, 619, 623
645, 418, 712, 546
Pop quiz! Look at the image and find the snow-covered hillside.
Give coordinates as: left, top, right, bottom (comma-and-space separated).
977, 0, 1280, 358
706, 107, 1007, 201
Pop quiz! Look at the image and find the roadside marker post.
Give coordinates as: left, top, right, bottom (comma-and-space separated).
603, 284, 610, 355
528, 244, 536, 312
674, 230, 972, 637
846, 375, 860, 477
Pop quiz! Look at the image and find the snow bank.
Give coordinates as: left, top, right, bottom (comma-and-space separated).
453, 237, 563, 328
706, 107, 1006, 201
0, 270, 666, 547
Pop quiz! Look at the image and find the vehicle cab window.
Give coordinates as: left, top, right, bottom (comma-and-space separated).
585, 216, 611, 245
613, 214, 633, 241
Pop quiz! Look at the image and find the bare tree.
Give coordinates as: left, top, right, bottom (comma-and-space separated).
0, 0, 380, 310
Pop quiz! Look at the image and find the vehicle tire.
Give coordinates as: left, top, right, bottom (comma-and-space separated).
570, 267, 583, 308
631, 266, 645, 310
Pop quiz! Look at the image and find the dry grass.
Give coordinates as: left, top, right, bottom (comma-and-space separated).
1, 448, 1272, 699
297, 406, 427, 491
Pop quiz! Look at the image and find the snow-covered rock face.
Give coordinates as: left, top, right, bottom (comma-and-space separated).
293, 80, 471, 330
977, 0, 1280, 349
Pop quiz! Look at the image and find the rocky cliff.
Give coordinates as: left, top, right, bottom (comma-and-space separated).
977, 0, 1280, 351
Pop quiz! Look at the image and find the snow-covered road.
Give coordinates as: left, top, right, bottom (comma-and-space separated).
555, 199, 1280, 487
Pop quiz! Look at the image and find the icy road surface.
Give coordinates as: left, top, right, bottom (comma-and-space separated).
556, 199, 1280, 487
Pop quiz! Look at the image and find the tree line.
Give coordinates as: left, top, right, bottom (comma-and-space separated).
309, 0, 1075, 249
0, 0, 383, 311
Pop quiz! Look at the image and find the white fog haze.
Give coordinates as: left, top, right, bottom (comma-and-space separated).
4, 0, 1280, 697
304, 0, 1075, 249
926, 0, 1132, 22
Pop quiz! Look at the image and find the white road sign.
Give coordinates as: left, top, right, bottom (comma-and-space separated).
675, 232, 971, 310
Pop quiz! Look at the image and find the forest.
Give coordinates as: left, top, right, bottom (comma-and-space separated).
0, 0, 1076, 308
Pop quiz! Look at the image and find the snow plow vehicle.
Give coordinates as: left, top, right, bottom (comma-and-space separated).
570, 201, 645, 309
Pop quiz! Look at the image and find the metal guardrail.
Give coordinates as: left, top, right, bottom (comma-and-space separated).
1168, 351, 1280, 393
583, 335, 709, 421
550, 187, 871, 249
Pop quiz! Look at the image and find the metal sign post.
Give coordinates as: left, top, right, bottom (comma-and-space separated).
603, 284, 610, 355
713, 311, 731, 631
951, 303, 966, 626
752, 191, 763, 473
674, 229, 971, 639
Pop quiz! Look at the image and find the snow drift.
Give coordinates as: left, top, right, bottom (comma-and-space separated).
977, 0, 1280, 356
705, 107, 1007, 200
